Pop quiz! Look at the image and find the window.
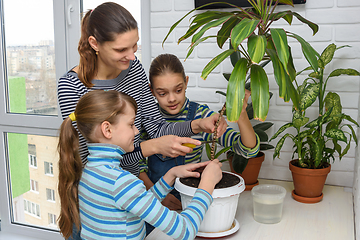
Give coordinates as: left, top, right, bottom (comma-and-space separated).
30, 179, 38, 192
46, 188, 55, 202
48, 213, 57, 225
44, 162, 53, 175
0, 0, 149, 238
23, 200, 40, 218
28, 144, 37, 168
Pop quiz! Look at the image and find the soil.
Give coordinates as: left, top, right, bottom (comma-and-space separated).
180, 172, 240, 189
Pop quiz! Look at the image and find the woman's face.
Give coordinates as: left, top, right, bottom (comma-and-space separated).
95, 29, 139, 73
151, 73, 188, 115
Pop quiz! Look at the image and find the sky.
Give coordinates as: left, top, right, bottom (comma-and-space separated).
4, 0, 141, 46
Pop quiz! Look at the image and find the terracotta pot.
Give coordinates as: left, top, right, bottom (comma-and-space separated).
228, 152, 265, 190
289, 159, 331, 203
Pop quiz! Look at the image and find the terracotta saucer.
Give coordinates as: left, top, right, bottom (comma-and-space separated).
244, 180, 259, 191
291, 190, 323, 203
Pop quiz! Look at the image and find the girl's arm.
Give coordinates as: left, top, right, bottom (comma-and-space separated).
114, 161, 222, 240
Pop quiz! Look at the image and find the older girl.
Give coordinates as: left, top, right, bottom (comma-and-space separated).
140, 54, 260, 212
58, 90, 223, 240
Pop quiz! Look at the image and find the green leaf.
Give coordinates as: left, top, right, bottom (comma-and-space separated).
186, 35, 217, 59
226, 58, 248, 122
320, 43, 336, 67
260, 143, 275, 151
325, 129, 347, 142
324, 92, 342, 124
223, 73, 231, 81
269, 122, 293, 142
273, 133, 291, 159
250, 64, 270, 121
328, 68, 360, 78
255, 129, 268, 142
253, 122, 274, 131
205, 143, 211, 159
201, 49, 235, 80
229, 41, 241, 67
344, 124, 358, 146
289, 33, 319, 72
278, 0, 294, 6
305, 117, 320, 129
299, 83, 320, 111
215, 146, 232, 159
293, 116, 309, 129
291, 12, 319, 36
247, 35, 267, 63
270, 11, 293, 25
232, 153, 248, 174
343, 114, 360, 127
192, 15, 233, 44
217, 17, 240, 49
270, 28, 290, 74
231, 18, 259, 50
215, 90, 227, 97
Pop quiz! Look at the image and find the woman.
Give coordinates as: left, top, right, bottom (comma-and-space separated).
57, 2, 226, 177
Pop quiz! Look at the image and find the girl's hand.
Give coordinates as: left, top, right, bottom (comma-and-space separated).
191, 113, 227, 137
140, 135, 201, 158
198, 159, 223, 195
163, 161, 211, 186
241, 89, 251, 115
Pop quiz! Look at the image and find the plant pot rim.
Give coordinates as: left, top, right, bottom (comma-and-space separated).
175, 171, 245, 198
289, 159, 331, 176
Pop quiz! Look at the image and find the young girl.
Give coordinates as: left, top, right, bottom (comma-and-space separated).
140, 53, 260, 210
58, 90, 223, 240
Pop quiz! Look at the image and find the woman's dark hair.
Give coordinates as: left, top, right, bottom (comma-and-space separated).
78, 2, 138, 87
149, 53, 187, 88
57, 90, 137, 238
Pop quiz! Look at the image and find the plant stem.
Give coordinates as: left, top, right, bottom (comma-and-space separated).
210, 103, 226, 160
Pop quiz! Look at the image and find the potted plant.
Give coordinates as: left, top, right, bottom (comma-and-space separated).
270, 43, 359, 203
164, 0, 319, 235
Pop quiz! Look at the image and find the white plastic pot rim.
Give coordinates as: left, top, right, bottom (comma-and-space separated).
175, 171, 245, 198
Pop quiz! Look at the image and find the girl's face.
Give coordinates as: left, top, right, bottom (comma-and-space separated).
92, 29, 139, 73
151, 73, 188, 115
110, 103, 139, 152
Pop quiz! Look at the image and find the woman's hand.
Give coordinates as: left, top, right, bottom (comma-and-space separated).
140, 135, 201, 158
191, 113, 227, 137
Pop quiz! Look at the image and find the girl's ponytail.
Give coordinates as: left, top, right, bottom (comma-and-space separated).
57, 117, 82, 238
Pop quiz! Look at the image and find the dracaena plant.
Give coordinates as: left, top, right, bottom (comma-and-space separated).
269, 43, 360, 169
163, 0, 319, 123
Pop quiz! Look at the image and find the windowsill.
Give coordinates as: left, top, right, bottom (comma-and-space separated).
146, 179, 354, 240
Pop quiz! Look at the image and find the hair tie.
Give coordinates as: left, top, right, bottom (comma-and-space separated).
69, 112, 76, 121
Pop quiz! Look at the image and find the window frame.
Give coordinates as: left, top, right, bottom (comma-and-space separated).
0, 0, 150, 239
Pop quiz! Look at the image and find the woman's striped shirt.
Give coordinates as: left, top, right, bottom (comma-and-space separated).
140, 98, 260, 172
57, 57, 193, 176
79, 143, 212, 240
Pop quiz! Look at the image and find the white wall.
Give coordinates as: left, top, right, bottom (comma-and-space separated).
150, 0, 360, 188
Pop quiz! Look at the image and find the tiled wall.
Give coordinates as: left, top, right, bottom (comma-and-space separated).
150, 0, 360, 189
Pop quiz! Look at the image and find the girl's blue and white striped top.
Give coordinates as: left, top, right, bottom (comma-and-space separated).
79, 143, 213, 240
140, 98, 260, 172
57, 57, 193, 176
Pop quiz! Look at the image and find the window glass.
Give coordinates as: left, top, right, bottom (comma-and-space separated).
3, 0, 57, 116
81, 0, 142, 61
7, 133, 59, 230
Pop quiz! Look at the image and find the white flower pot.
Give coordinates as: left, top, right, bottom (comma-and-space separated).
174, 171, 245, 233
